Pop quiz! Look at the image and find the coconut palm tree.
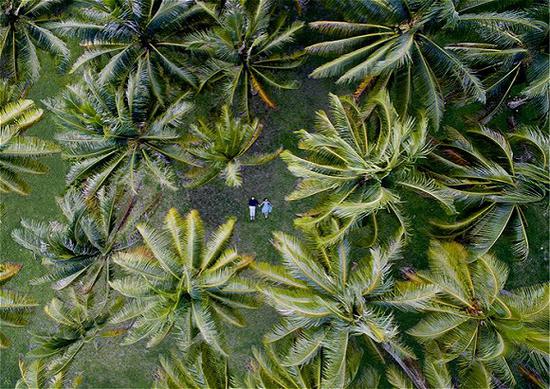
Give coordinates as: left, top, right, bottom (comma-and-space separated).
432, 125, 549, 259
244, 343, 381, 388
452, 2, 549, 124
0, 0, 69, 81
282, 92, 455, 245
378, 346, 453, 389
513, 4, 549, 124
520, 53, 549, 124
109, 208, 257, 351
0, 262, 37, 348
51, 0, 212, 100
0, 81, 59, 196
46, 73, 193, 197
155, 340, 381, 389
517, 355, 550, 389
402, 241, 549, 388
306, 0, 535, 127
12, 187, 144, 299
183, 105, 281, 188
28, 288, 124, 376
184, 0, 304, 116
216, 0, 307, 16
253, 228, 435, 388
16, 358, 83, 389
154, 344, 232, 389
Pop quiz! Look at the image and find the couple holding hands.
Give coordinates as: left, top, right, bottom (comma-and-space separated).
248, 196, 273, 221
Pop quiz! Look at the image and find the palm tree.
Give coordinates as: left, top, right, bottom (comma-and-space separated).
517, 354, 550, 389
154, 344, 232, 389
244, 343, 381, 388
12, 187, 143, 299
0, 81, 59, 196
109, 208, 257, 351
16, 358, 83, 389
51, 0, 212, 100
0, 262, 37, 348
453, 3, 549, 124
380, 347, 453, 389
432, 125, 549, 259
512, 5, 549, 124
306, 0, 535, 127
282, 92, 455, 246
28, 288, 123, 376
402, 241, 549, 387
183, 105, 281, 187
46, 73, 193, 197
216, 0, 307, 16
184, 0, 304, 116
252, 229, 434, 388
0, 0, 69, 81
520, 52, 549, 124
155, 340, 380, 389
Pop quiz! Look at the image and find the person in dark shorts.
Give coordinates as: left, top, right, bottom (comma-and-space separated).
248, 196, 259, 220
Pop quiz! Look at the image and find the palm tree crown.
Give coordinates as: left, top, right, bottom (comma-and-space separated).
52, 0, 210, 99
521, 51, 549, 124
0, 81, 59, 196
16, 358, 83, 389
28, 289, 123, 377
12, 187, 142, 298
453, 2, 549, 124
0, 0, 69, 81
154, 344, 231, 389
0, 262, 37, 348
109, 208, 257, 351
282, 92, 454, 245
516, 5, 549, 124
253, 230, 431, 388
404, 241, 549, 387
307, 0, 535, 127
184, 105, 281, 187
244, 342, 381, 388
47, 73, 193, 196
432, 126, 549, 259
184, 0, 304, 115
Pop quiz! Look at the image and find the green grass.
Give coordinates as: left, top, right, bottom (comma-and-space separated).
1, 54, 548, 388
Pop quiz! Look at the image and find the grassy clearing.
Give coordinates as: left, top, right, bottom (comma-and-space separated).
1, 55, 548, 388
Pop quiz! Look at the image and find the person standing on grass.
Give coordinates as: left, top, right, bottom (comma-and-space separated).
260, 198, 272, 219
248, 196, 259, 221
